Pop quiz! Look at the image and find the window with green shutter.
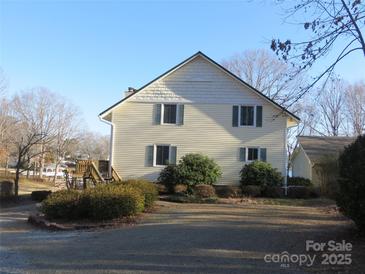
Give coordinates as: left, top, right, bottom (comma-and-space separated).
151, 145, 177, 166
232, 105, 262, 127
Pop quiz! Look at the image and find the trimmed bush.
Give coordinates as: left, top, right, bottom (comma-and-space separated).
41, 190, 81, 219
122, 179, 158, 209
262, 186, 283, 198
41, 184, 145, 221
242, 185, 262, 197
240, 161, 283, 187
0, 181, 14, 198
174, 184, 188, 194
155, 183, 169, 195
85, 185, 144, 220
287, 186, 318, 199
158, 154, 222, 192
287, 177, 312, 187
336, 135, 365, 231
214, 186, 242, 198
194, 184, 216, 198
31, 190, 52, 202
177, 153, 222, 191
158, 164, 179, 193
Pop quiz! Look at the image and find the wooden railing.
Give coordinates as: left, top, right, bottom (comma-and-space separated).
87, 161, 105, 184
111, 166, 122, 182
75, 160, 121, 186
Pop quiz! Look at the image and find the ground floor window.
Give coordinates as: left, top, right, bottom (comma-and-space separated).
240, 147, 267, 162
247, 147, 259, 161
156, 145, 170, 166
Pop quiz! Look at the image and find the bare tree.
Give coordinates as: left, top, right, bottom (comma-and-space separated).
318, 77, 346, 136
271, 0, 365, 103
287, 100, 322, 173
76, 132, 110, 160
0, 68, 8, 98
345, 81, 365, 135
10, 88, 58, 197
221, 49, 305, 106
51, 101, 82, 182
0, 71, 11, 171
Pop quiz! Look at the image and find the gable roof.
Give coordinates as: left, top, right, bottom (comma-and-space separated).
297, 136, 356, 164
99, 51, 300, 121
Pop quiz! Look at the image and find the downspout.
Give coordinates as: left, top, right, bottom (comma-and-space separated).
284, 126, 288, 196
99, 116, 114, 177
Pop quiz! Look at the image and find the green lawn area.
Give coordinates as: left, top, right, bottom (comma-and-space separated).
0, 176, 57, 195
255, 197, 336, 207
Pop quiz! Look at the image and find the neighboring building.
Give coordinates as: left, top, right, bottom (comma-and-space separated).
291, 136, 355, 184
99, 52, 299, 185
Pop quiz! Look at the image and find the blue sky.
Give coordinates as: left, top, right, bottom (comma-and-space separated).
1, 1, 364, 134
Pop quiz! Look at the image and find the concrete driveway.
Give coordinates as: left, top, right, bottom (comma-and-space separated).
0, 201, 359, 274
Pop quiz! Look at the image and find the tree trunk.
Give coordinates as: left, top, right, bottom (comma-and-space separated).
53, 160, 59, 183
14, 165, 20, 198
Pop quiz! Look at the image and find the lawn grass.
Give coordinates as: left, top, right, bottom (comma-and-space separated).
0, 176, 56, 195
254, 197, 336, 207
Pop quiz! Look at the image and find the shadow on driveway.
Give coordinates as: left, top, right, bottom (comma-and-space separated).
0, 201, 359, 273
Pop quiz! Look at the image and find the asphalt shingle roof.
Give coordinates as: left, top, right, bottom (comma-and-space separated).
297, 136, 356, 164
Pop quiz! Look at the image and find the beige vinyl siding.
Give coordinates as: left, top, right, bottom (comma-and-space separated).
291, 147, 312, 180
108, 55, 291, 185
112, 102, 287, 184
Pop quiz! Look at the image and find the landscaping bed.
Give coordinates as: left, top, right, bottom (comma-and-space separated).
28, 179, 158, 230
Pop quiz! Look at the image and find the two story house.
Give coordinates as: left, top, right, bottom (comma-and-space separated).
99, 52, 299, 185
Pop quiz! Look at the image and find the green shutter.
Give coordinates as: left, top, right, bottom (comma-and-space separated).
170, 146, 177, 165
177, 105, 184, 125
232, 106, 239, 127
260, 148, 267, 162
155, 104, 162, 125
239, 147, 246, 162
256, 106, 262, 127
146, 145, 154, 166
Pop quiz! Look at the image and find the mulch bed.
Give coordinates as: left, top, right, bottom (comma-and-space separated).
28, 213, 140, 231
27, 204, 160, 231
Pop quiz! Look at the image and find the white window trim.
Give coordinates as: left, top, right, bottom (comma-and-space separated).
244, 146, 261, 162
238, 105, 256, 127
153, 144, 172, 167
161, 104, 179, 125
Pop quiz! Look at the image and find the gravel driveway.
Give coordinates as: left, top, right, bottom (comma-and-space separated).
0, 201, 359, 274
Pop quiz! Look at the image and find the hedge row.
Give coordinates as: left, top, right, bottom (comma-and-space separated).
41, 179, 157, 220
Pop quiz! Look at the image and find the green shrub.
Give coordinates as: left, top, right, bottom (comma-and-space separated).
31, 190, 52, 202
214, 186, 242, 198
287, 186, 318, 199
122, 179, 158, 209
41, 190, 81, 219
85, 184, 144, 220
177, 153, 222, 191
336, 135, 365, 231
240, 161, 283, 188
158, 164, 180, 193
42, 184, 145, 221
242, 185, 262, 197
174, 184, 188, 193
287, 177, 312, 187
0, 181, 14, 198
261, 186, 283, 198
155, 183, 168, 194
194, 184, 216, 198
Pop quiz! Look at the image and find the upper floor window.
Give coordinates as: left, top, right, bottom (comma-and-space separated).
232, 105, 262, 128
163, 104, 177, 124
155, 104, 184, 125
240, 106, 255, 126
